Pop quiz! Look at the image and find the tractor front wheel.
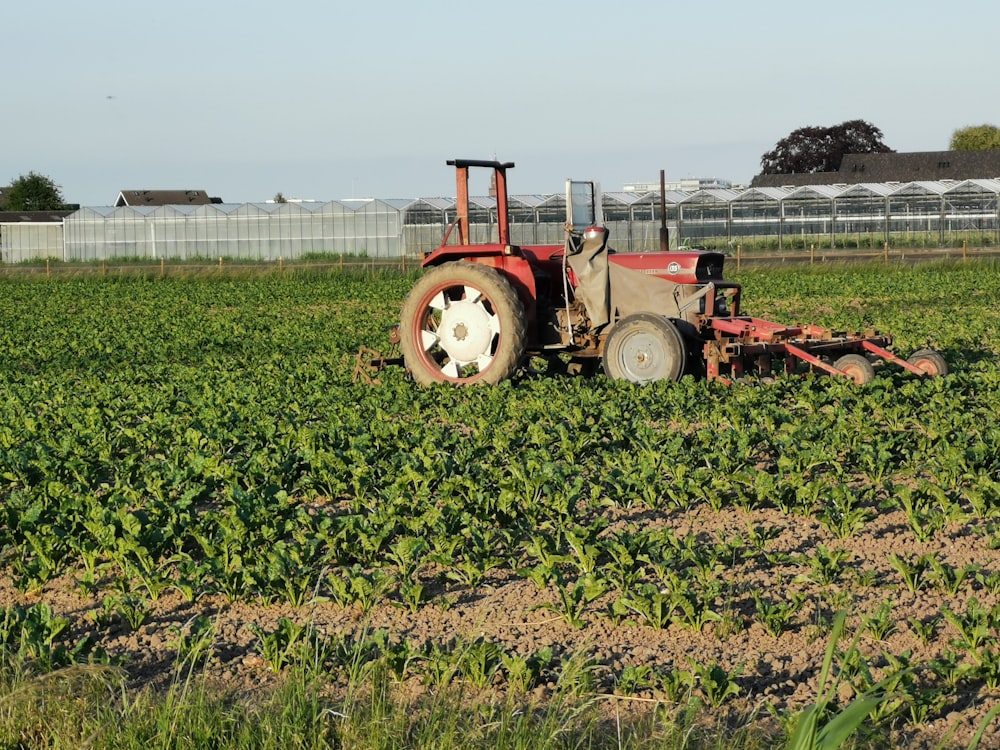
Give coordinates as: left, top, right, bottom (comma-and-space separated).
602, 313, 687, 383
833, 353, 876, 385
399, 261, 527, 385
907, 348, 948, 377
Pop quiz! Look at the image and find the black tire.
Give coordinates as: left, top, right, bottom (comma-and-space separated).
833, 353, 876, 385
602, 312, 686, 383
399, 261, 527, 385
907, 348, 948, 377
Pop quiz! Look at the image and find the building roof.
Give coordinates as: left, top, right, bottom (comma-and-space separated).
115, 190, 215, 207
752, 150, 1000, 187
0, 210, 76, 223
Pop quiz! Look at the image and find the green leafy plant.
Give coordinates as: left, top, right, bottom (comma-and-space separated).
102, 592, 150, 631
0, 603, 101, 671
908, 615, 940, 646
455, 636, 506, 689
887, 552, 932, 593
326, 565, 393, 612
689, 661, 742, 708
753, 591, 804, 637
942, 598, 998, 652
249, 617, 311, 673
533, 572, 607, 630
793, 545, 851, 587
612, 582, 674, 630
926, 554, 979, 596
500, 646, 554, 693
861, 601, 897, 642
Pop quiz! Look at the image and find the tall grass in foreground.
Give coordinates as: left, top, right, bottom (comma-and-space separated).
0, 654, 771, 750
2, 640, 997, 750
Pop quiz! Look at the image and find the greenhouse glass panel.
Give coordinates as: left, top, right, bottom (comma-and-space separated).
678, 192, 733, 243
887, 183, 946, 245
731, 190, 783, 243
943, 181, 1000, 242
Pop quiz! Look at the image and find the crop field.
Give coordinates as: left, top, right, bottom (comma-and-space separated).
2, 262, 1000, 748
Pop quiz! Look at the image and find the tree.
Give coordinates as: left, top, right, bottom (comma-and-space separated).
950, 124, 1000, 151
2, 172, 66, 211
759, 120, 893, 175
272, 191, 287, 203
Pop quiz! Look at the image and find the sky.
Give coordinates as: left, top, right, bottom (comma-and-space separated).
4, 0, 998, 206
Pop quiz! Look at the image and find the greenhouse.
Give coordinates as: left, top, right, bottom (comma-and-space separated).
0, 218, 65, 263
62, 199, 411, 261
3, 179, 999, 263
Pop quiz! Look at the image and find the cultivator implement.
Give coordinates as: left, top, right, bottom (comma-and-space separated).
703, 317, 944, 384
353, 328, 403, 385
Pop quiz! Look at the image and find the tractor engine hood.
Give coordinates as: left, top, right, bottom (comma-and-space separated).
609, 250, 726, 284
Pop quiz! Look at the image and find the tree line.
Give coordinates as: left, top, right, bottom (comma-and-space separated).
759, 122, 1000, 175
0, 172, 67, 212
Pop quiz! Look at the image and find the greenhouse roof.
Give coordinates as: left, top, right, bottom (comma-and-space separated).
468, 196, 498, 210
603, 191, 650, 206
510, 194, 556, 209
62, 178, 1000, 226
836, 183, 895, 199
680, 188, 741, 204
410, 197, 455, 211
154, 204, 201, 217
944, 179, 1000, 194
382, 198, 417, 211
731, 187, 790, 202
786, 185, 842, 200
889, 181, 951, 197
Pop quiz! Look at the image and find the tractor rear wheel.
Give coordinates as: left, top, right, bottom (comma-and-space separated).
399, 261, 527, 385
906, 348, 948, 377
602, 313, 686, 383
834, 353, 876, 385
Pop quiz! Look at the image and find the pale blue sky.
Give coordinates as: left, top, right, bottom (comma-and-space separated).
5, 1, 997, 205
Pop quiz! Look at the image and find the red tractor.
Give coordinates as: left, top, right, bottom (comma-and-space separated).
388, 159, 947, 386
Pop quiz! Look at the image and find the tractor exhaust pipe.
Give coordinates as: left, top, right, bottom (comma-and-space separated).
659, 169, 669, 252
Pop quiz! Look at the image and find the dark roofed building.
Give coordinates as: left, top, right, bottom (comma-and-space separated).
0, 210, 76, 223
115, 190, 215, 207
752, 149, 1000, 187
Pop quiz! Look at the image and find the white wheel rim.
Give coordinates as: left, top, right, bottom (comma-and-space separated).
421, 285, 499, 376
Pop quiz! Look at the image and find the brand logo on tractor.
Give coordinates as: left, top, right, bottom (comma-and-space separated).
667, 262, 681, 274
